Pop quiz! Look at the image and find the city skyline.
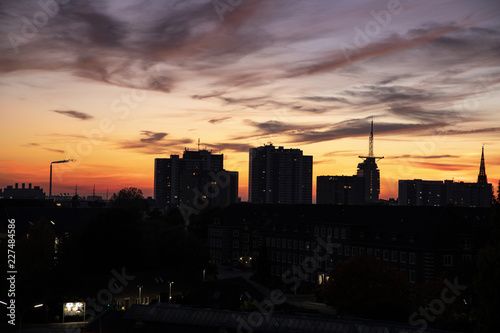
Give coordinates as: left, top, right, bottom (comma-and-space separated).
1, 0, 500, 201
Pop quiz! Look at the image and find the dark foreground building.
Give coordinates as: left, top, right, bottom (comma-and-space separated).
208, 204, 490, 291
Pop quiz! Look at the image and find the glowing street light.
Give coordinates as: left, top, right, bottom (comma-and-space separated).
137, 285, 143, 304
168, 281, 174, 302
49, 159, 74, 199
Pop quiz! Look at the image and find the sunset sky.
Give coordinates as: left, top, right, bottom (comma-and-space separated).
1, 0, 499, 201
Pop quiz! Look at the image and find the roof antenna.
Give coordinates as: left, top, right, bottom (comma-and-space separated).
198, 138, 200, 151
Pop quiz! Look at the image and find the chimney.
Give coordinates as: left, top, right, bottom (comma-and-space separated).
22, 183, 25, 189
15, 183, 18, 189
29, 183, 32, 189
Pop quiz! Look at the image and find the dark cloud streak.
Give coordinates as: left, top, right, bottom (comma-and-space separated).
53, 110, 93, 120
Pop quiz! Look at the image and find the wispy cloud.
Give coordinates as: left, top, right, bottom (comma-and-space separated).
387, 154, 460, 160
43, 148, 65, 154
207, 142, 253, 153
410, 161, 476, 172
140, 131, 168, 143
433, 127, 500, 136
53, 110, 94, 120
208, 117, 232, 124
119, 131, 192, 154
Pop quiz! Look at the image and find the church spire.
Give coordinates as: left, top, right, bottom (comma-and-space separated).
477, 145, 487, 183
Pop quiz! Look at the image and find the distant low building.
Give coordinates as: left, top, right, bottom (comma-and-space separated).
398, 147, 493, 208
316, 176, 364, 205
2, 183, 45, 200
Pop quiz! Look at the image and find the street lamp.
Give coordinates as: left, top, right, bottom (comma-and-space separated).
168, 281, 174, 302
137, 285, 143, 304
20, 304, 44, 332
49, 159, 74, 199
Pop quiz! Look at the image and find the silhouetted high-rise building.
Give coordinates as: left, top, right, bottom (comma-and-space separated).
155, 149, 237, 208
317, 176, 363, 205
249, 144, 312, 204
357, 120, 383, 202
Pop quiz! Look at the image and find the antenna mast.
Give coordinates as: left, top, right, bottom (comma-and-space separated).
368, 119, 374, 157
359, 118, 383, 161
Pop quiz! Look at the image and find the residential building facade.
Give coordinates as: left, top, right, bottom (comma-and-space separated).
249, 144, 312, 204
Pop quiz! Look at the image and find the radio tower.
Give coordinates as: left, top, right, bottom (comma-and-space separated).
477, 145, 487, 183
368, 120, 374, 157
357, 119, 384, 202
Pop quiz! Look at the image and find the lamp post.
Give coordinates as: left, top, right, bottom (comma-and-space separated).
168, 281, 174, 302
20, 304, 44, 332
49, 159, 73, 199
137, 285, 143, 304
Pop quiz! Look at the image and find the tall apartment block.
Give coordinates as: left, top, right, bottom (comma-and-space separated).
249, 144, 312, 204
155, 149, 238, 209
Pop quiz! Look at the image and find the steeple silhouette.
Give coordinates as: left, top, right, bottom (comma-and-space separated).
477, 145, 487, 183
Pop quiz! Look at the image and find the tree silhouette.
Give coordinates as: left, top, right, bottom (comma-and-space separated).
110, 187, 147, 210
